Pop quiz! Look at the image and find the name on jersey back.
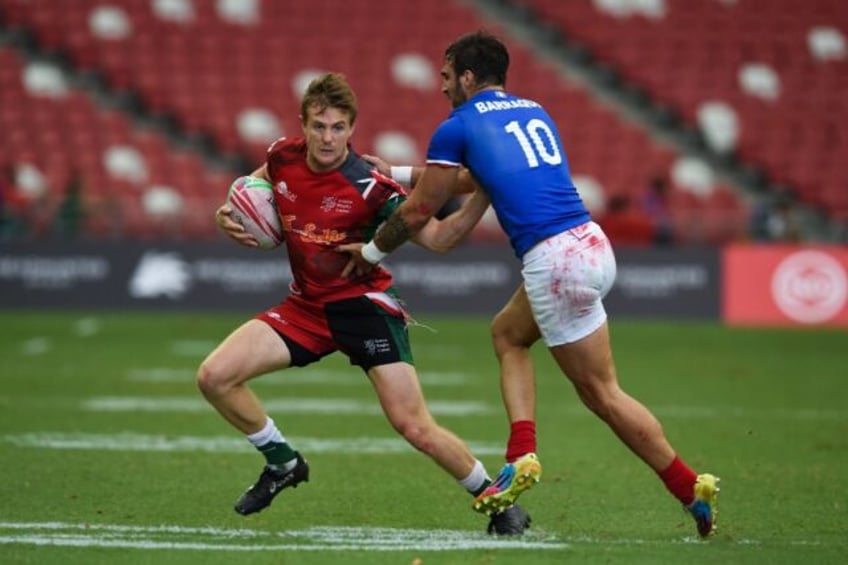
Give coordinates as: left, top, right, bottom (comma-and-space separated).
474, 98, 541, 114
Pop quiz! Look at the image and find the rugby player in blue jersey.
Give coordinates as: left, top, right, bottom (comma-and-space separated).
339, 30, 719, 537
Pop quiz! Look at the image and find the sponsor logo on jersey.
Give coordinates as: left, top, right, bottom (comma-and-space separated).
281, 215, 347, 245
320, 196, 353, 213
275, 180, 296, 202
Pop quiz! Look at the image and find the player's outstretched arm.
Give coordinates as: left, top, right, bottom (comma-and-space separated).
413, 186, 490, 253
363, 154, 476, 195
338, 165, 460, 278
362, 155, 423, 188
374, 164, 459, 253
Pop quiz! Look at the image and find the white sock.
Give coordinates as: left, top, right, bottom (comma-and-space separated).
458, 459, 490, 494
245, 417, 298, 472
245, 417, 285, 448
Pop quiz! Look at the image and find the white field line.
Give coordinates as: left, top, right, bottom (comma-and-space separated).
21, 337, 51, 355
80, 395, 848, 421
171, 340, 219, 357
1, 521, 828, 551
126, 368, 196, 382
0, 522, 568, 551
648, 406, 848, 421
73, 317, 101, 337
126, 368, 470, 386
4, 432, 504, 456
82, 396, 491, 416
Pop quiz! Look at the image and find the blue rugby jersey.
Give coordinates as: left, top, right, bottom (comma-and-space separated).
426, 89, 590, 258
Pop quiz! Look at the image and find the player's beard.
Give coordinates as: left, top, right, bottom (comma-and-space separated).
448, 85, 466, 108
445, 81, 468, 108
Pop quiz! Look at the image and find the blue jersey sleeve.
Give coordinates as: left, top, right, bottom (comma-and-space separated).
426, 117, 465, 167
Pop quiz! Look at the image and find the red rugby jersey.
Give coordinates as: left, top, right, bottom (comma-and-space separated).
265, 137, 406, 302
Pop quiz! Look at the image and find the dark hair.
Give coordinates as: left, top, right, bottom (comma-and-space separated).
301, 72, 358, 125
445, 30, 509, 87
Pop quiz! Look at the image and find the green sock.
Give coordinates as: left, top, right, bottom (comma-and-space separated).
472, 478, 492, 497
258, 441, 298, 470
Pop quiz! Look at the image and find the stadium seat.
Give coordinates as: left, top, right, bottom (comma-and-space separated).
0, 0, 767, 243
517, 0, 847, 223
0, 45, 222, 240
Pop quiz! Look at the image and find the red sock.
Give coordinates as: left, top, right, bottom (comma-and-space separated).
505, 420, 536, 462
658, 455, 698, 505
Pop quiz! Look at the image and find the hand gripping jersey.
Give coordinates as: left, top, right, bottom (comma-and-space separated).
426, 89, 590, 258
265, 137, 406, 302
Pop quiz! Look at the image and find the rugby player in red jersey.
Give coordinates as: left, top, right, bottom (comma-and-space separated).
197, 72, 530, 535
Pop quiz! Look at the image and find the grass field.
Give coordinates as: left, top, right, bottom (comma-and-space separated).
1, 311, 846, 564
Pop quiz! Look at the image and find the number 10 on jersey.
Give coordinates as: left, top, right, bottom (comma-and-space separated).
504, 119, 563, 168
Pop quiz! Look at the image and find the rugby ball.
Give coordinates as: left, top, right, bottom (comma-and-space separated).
226, 176, 283, 249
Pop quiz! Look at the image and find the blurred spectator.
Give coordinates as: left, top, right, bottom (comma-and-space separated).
598, 193, 656, 246
54, 170, 85, 239
0, 163, 31, 240
749, 190, 803, 243
641, 174, 675, 245
15, 162, 56, 238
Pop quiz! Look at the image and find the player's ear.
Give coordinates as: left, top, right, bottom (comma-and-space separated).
459, 69, 475, 91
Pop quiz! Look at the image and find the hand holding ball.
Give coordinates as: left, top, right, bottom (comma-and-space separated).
225, 176, 283, 249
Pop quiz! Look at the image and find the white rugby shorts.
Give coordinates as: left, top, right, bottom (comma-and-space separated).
521, 221, 617, 346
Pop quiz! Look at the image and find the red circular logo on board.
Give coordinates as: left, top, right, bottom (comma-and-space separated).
771, 250, 847, 323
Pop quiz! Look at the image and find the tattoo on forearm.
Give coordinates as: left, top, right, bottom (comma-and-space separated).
375, 213, 412, 253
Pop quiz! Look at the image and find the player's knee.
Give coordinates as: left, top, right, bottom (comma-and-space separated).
491, 315, 529, 355
490, 317, 508, 353
196, 359, 230, 398
394, 418, 437, 454
574, 379, 617, 420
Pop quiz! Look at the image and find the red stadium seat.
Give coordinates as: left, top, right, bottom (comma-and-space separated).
0, 43, 248, 240
518, 0, 847, 221
0, 0, 766, 242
